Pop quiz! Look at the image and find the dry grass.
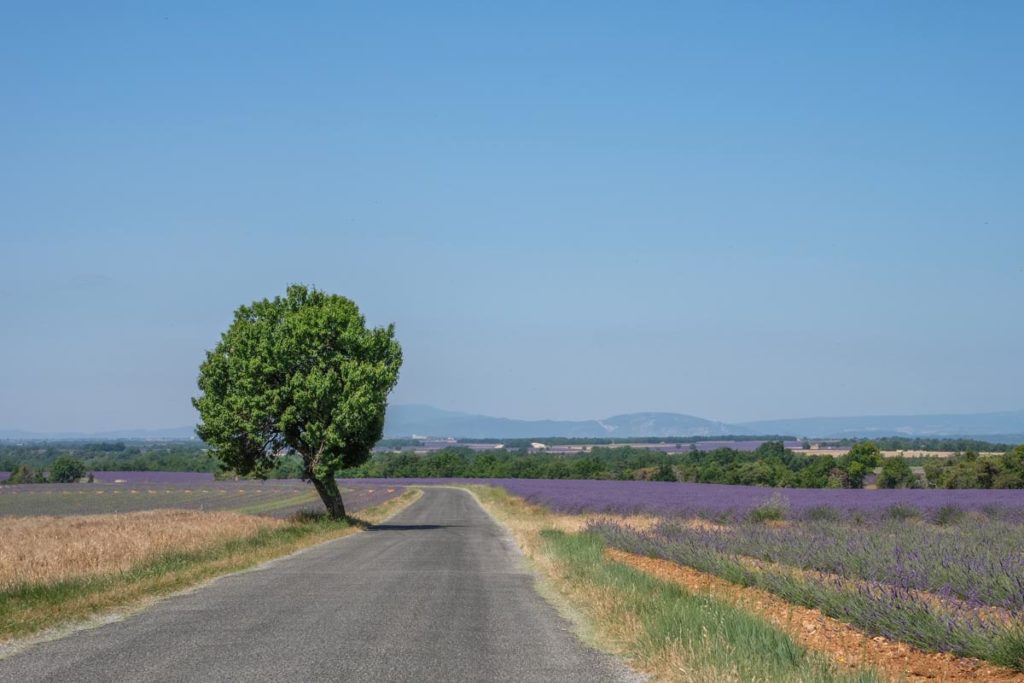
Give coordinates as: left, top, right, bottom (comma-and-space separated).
548, 512, 662, 533
0, 488, 422, 643
0, 511, 284, 590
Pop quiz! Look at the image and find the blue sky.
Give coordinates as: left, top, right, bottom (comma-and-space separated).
2, 2, 1022, 432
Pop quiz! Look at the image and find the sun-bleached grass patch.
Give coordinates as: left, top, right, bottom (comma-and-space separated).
0, 488, 420, 643
0, 511, 283, 589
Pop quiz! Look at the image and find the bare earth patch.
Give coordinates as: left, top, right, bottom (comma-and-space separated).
0, 510, 284, 589
607, 548, 1024, 683
549, 513, 663, 534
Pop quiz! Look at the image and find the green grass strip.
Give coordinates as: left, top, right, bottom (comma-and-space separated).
541, 529, 880, 683
594, 523, 1024, 671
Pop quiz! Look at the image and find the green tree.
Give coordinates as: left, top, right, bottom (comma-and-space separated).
994, 446, 1024, 488
877, 457, 915, 488
193, 285, 402, 518
795, 456, 835, 487
423, 450, 466, 478
839, 441, 882, 488
50, 456, 87, 483
650, 463, 677, 482
6, 464, 45, 484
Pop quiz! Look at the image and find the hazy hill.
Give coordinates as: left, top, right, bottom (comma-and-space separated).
383, 405, 737, 439
383, 405, 1024, 441
736, 411, 1024, 440
3, 408, 1022, 443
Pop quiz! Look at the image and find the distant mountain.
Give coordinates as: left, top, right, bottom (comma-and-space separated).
383, 405, 737, 439
598, 412, 743, 438
736, 411, 1024, 440
384, 405, 1024, 441
4, 408, 1022, 443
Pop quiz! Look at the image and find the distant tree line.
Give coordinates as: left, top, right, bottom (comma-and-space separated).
376, 435, 798, 450
6, 439, 1023, 490
2, 456, 90, 484
339, 441, 931, 489
0, 442, 215, 475
832, 436, 1011, 453
923, 446, 1024, 488
378, 435, 1014, 452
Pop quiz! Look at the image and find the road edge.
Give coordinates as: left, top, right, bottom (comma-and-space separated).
0, 487, 424, 660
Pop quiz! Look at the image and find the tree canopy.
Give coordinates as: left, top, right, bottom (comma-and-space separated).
837, 441, 883, 488
877, 456, 917, 488
49, 456, 87, 483
923, 445, 1024, 489
193, 285, 402, 517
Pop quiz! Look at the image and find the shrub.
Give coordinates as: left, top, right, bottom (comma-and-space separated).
933, 505, 965, 525
885, 504, 921, 521
749, 493, 790, 522
5, 464, 45, 484
804, 505, 842, 522
49, 456, 87, 483
980, 504, 1004, 519
650, 463, 678, 482
878, 457, 917, 489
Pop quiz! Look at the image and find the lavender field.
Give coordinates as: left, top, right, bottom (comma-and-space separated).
351, 477, 1024, 519
503, 478, 1024, 670
347, 477, 1024, 668
505, 479, 1024, 520
593, 514, 1024, 669
90, 471, 216, 484
615, 514, 1024, 609
0, 479, 404, 518
0, 471, 210, 484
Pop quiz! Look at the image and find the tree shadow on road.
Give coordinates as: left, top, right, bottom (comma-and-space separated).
368, 523, 463, 531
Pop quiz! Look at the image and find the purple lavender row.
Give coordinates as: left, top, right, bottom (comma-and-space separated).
642, 515, 1024, 610
593, 520, 1024, 668
345, 477, 1024, 517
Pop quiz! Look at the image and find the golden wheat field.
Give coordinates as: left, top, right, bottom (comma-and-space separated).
0, 510, 283, 589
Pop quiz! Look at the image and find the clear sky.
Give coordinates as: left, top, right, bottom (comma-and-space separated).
2, 2, 1022, 432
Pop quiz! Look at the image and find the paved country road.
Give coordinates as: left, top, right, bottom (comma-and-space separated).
0, 487, 636, 682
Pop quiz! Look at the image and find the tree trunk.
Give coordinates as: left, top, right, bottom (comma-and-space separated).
309, 474, 347, 519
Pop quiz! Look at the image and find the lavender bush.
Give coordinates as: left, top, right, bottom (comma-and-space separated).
487, 479, 1024, 519
593, 520, 1024, 668
650, 516, 1024, 610
342, 477, 1024, 519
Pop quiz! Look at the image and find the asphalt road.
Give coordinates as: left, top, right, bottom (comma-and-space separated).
0, 487, 635, 682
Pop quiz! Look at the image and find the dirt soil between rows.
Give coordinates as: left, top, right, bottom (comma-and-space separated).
606, 547, 1024, 683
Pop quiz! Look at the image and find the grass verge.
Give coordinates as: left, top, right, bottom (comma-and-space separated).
607, 548, 1024, 683
593, 521, 1024, 671
0, 488, 420, 644
465, 485, 880, 683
